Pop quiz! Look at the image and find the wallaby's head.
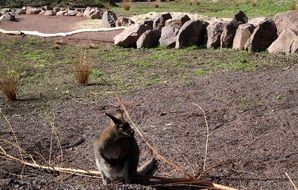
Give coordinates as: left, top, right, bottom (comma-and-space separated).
106, 109, 135, 138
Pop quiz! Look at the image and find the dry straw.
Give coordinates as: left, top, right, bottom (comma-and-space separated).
0, 74, 18, 101
73, 53, 91, 85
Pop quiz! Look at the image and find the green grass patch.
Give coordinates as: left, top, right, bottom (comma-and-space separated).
112, 0, 296, 18
194, 69, 208, 76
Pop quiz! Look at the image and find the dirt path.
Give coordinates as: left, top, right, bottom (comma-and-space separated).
0, 15, 123, 42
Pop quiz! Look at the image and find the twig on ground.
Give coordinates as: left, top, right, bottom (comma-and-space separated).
172, 143, 196, 177
285, 172, 298, 190
193, 103, 209, 176
0, 145, 101, 178
49, 113, 63, 165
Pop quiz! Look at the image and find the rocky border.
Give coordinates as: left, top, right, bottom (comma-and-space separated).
114, 10, 298, 55
1, 7, 297, 54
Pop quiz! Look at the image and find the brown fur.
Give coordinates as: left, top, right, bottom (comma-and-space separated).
94, 109, 154, 185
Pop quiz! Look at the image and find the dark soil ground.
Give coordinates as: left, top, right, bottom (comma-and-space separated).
0, 15, 297, 190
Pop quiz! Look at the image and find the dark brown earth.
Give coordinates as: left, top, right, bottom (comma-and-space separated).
0, 15, 297, 190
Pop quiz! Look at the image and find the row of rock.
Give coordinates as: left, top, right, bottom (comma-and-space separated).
0, 6, 106, 19
114, 10, 298, 55
0, 7, 135, 29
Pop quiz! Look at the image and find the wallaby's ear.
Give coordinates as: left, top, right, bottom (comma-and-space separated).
105, 113, 122, 125
115, 109, 124, 120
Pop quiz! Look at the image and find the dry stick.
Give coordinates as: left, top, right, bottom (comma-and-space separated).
0, 139, 36, 164
0, 141, 236, 189
49, 113, 64, 164
0, 145, 101, 177
146, 176, 237, 190
193, 103, 209, 174
172, 143, 196, 177
49, 124, 54, 166
285, 172, 298, 190
116, 96, 192, 178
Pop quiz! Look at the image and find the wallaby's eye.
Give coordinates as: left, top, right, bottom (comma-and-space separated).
119, 123, 129, 130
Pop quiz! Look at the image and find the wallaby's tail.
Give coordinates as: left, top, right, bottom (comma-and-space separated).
137, 158, 156, 176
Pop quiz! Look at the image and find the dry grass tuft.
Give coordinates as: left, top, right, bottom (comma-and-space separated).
289, 0, 297, 10
0, 75, 18, 101
122, 0, 131, 10
104, 0, 110, 10
155, 0, 160, 8
248, 0, 257, 7
73, 54, 91, 86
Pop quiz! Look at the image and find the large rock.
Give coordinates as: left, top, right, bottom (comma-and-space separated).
15, 7, 26, 15
175, 20, 208, 49
207, 21, 228, 48
274, 11, 298, 35
101, 10, 117, 28
26, 7, 41, 15
244, 20, 278, 52
232, 23, 255, 50
268, 29, 298, 55
89, 10, 103, 19
220, 10, 248, 48
67, 9, 77, 16
159, 25, 180, 48
44, 10, 55, 16
165, 14, 190, 29
0, 12, 15, 22
249, 17, 268, 26
114, 23, 151, 48
136, 29, 160, 49
53, 7, 60, 13
140, 19, 153, 29
153, 13, 172, 31
56, 10, 67, 16
83, 7, 93, 17
116, 16, 135, 27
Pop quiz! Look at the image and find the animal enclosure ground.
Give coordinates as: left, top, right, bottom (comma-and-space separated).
0, 34, 297, 189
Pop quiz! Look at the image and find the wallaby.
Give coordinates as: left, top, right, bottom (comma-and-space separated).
94, 109, 155, 185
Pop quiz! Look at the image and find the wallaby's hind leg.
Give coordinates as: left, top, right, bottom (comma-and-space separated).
137, 158, 156, 176
123, 160, 132, 184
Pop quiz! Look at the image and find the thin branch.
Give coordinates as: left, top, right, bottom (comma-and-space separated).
285, 172, 298, 190
193, 103, 209, 174
172, 143, 196, 177
0, 145, 101, 177
0, 109, 23, 161
49, 113, 63, 164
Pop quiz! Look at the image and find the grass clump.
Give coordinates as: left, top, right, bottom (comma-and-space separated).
122, 0, 131, 10
0, 73, 19, 101
289, 0, 297, 10
73, 54, 92, 86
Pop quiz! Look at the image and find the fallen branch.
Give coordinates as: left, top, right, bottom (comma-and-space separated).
0, 145, 101, 177
285, 172, 298, 190
0, 27, 125, 37
193, 103, 210, 176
